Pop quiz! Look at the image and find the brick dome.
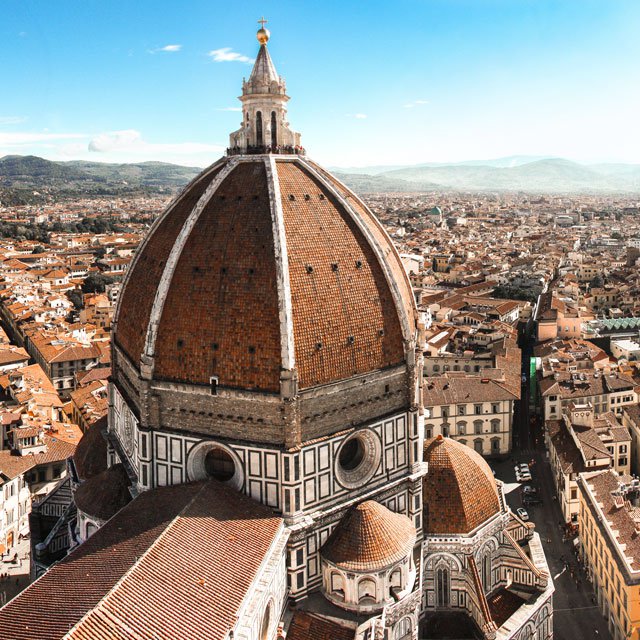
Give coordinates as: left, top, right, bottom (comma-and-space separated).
321, 500, 416, 571
423, 436, 501, 534
113, 155, 416, 393
74, 463, 132, 522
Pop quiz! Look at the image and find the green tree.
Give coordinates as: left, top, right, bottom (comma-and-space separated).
81, 273, 114, 294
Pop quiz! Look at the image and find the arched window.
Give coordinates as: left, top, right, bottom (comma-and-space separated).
442, 423, 450, 437
330, 572, 345, 600
425, 424, 434, 439
256, 111, 263, 146
457, 421, 466, 435
271, 111, 277, 147
260, 602, 271, 640
358, 577, 377, 602
389, 567, 402, 597
433, 364, 440, 372
394, 616, 413, 640
491, 419, 501, 434
474, 420, 483, 435
474, 439, 483, 454
436, 567, 450, 607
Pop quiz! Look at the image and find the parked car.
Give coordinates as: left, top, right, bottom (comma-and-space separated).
518, 463, 530, 474
522, 485, 538, 494
516, 471, 532, 482
516, 507, 529, 521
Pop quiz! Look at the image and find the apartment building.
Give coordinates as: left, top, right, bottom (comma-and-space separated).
578, 469, 640, 640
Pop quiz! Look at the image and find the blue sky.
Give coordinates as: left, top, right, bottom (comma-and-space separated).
1, 0, 639, 167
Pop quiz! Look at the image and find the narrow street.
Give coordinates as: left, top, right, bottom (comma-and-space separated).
495, 453, 611, 639
496, 325, 613, 639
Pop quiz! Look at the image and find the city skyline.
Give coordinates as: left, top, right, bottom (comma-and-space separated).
1, 0, 639, 168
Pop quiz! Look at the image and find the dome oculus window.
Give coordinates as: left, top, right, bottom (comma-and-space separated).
339, 438, 365, 471
335, 429, 381, 489
204, 448, 235, 482
187, 441, 244, 490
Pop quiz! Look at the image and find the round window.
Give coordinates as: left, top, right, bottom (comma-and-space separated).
187, 441, 244, 490
339, 437, 365, 471
335, 430, 381, 489
204, 448, 235, 482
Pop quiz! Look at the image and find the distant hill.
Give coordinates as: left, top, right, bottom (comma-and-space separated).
333, 157, 640, 193
2, 154, 640, 201
0, 155, 202, 201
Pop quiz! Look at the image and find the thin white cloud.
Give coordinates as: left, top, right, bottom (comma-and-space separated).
88, 129, 142, 152
208, 47, 253, 64
87, 129, 224, 161
216, 107, 242, 112
403, 99, 430, 109
346, 113, 367, 119
0, 116, 27, 125
150, 44, 182, 53
0, 129, 223, 167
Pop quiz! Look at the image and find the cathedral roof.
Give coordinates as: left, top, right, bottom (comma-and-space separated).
321, 500, 416, 571
114, 156, 416, 393
287, 612, 355, 640
0, 480, 284, 640
422, 436, 501, 535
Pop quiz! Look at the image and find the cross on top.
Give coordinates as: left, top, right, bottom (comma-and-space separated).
258, 16, 268, 29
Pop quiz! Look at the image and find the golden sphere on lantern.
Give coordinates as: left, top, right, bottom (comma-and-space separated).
257, 28, 270, 44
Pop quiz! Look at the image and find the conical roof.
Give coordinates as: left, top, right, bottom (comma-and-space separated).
423, 436, 501, 534
321, 500, 416, 571
247, 44, 279, 89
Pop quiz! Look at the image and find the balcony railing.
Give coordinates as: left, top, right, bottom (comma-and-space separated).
227, 145, 306, 156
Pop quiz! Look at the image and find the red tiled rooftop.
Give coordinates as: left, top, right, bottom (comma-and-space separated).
0, 479, 284, 640
321, 500, 415, 571
115, 157, 414, 392
423, 436, 501, 534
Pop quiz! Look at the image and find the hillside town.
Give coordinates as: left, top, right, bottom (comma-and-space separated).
0, 185, 637, 635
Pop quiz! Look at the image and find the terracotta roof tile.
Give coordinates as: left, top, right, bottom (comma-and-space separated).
423, 436, 501, 534
73, 416, 108, 481
74, 463, 132, 521
113, 157, 413, 393
153, 161, 281, 391
278, 161, 405, 388
0, 480, 284, 640
287, 612, 354, 640
321, 500, 415, 571
115, 164, 224, 367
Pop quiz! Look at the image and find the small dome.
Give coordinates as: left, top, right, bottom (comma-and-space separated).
321, 501, 416, 571
74, 463, 132, 521
423, 436, 501, 534
72, 416, 107, 482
